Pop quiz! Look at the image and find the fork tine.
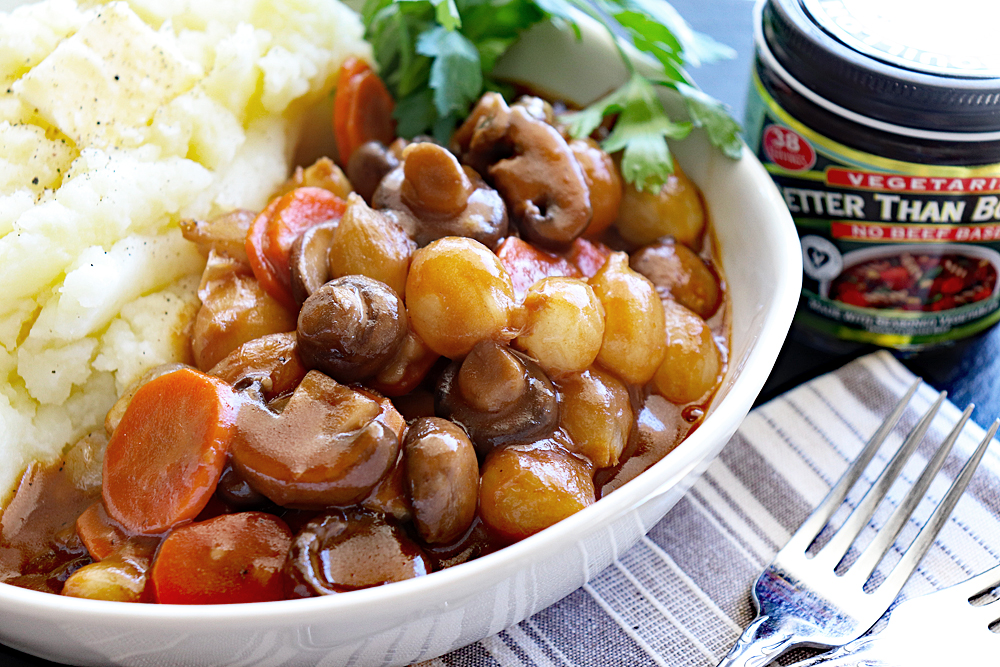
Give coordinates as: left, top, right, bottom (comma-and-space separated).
848, 403, 973, 581
877, 418, 999, 597
788, 379, 922, 551
955, 564, 1000, 601
819, 390, 947, 565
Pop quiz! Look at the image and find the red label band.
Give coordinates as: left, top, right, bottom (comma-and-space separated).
831, 221, 1000, 242
827, 168, 1000, 194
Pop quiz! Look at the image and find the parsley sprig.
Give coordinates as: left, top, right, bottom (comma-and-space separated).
361, 0, 741, 192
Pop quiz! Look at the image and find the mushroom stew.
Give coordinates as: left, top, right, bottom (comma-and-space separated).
0, 67, 728, 604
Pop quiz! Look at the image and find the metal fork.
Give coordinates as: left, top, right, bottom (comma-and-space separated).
790, 564, 1000, 666
717, 379, 999, 667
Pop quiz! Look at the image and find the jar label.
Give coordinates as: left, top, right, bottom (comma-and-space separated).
746, 70, 1000, 348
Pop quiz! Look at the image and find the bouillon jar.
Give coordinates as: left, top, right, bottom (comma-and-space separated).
745, 0, 1000, 350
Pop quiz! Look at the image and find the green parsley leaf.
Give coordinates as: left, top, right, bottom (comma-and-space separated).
362, 0, 741, 190
394, 88, 438, 137
611, 0, 735, 66
675, 82, 742, 159
567, 74, 692, 192
417, 26, 483, 118
612, 9, 688, 81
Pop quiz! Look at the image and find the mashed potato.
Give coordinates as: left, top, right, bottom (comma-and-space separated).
0, 0, 369, 505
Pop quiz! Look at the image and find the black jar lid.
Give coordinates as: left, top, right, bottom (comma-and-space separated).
761, 0, 1000, 134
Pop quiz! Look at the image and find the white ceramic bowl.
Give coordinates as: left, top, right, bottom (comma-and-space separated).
0, 12, 801, 667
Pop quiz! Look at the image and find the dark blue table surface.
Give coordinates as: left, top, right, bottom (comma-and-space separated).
3, 1, 998, 665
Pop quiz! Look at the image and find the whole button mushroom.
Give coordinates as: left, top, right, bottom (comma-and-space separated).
229, 370, 404, 508
297, 274, 407, 384
345, 141, 400, 204
435, 340, 558, 457
284, 509, 430, 597
453, 93, 593, 249
403, 418, 479, 544
373, 142, 508, 249
629, 238, 722, 319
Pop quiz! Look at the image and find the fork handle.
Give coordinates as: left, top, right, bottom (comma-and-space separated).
716, 615, 800, 667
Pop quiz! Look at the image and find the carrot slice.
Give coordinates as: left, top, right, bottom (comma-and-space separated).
262, 187, 346, 285
496, 237, 582, 302
245, 196, 291, 309
102, 368, 238, 535
564, 237, 613, 278
245, 188, 346, 310
150, 512, 292, 604
333, 57, 395, 165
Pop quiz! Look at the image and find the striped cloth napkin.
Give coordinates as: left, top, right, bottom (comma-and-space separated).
419, 350, 1000, 667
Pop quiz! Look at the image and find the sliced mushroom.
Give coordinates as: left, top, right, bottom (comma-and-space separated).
361, 449, 412, 522
289, 220, 339, 305
207, 331, 306, 402
284, 509, 430, 597
274, 156, 353, 200
191, 250, 298, 371
369, 329, 440, 397
373, 142, 508, 249
403, 418, 478, 544
297, 275, 408, 384
215, 464, 274, 511
454, 93, 592, 249
435, 340, 558, 457
229, 370, 404, 508
451, 92, 512, 176
346, 141, 400, 204
179, 209, 256, 263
